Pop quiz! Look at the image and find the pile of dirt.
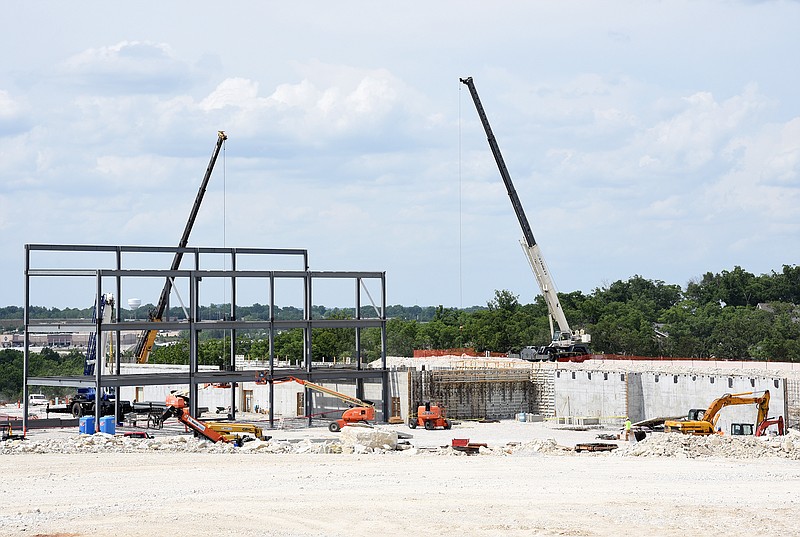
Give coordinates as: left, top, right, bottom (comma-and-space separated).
0, 433, 343, 455
614, 430, 799, 459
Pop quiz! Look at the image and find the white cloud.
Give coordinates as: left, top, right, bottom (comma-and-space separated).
0, 90, 21, 119
1, 1, 799, 308
200, 78, 262, 110
60, 41, 196, 94
637, 85, 768, 171
704, 116, 800, 220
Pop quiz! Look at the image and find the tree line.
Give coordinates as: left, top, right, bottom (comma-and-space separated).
141, 264, 800, 364
2, 265, 799, 399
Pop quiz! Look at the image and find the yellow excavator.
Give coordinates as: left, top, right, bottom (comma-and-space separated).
664, 390, 770, 436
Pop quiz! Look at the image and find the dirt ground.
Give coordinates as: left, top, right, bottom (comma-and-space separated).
2, 419, 800, 537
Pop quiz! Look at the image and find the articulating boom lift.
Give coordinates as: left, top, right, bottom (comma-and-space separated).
459, 77, 590, 360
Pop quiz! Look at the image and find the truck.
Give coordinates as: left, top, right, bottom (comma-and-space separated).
664, 390, 770, 436
459, 76, 591, 361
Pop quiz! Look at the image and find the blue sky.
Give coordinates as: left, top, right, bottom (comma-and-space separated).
1, 1, 798, 310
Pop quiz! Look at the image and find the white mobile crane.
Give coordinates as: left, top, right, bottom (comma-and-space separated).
460, 77, 590, 361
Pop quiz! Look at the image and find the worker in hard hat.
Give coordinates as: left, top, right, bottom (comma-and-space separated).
624, 417, 632, 441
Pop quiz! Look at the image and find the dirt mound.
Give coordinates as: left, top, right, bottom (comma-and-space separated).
614, 430, 799, 459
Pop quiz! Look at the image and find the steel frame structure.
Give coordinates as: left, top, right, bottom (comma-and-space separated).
23, 243, 388, 432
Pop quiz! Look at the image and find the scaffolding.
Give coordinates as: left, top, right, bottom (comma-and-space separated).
23, 243, 388, 432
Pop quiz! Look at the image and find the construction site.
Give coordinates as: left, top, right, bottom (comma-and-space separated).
4, 81, 800, 536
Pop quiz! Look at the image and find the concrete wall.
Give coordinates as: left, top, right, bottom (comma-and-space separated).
554, 369, 628, 421
553, 369, 786, 432
412, 369, 554, 420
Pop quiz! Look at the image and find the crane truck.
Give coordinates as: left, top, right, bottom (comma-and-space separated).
133, 131, 228, 364
256, 374, 375, 432
664, 390, 770, 436
459, 77, 590, 361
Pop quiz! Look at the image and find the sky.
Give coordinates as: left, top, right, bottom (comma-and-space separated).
1, 1, 798, 310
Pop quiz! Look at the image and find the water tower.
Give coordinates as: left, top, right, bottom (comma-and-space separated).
127, 298, 141, 320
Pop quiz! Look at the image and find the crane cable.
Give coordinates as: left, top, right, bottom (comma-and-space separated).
222, 136, 227, 313
458, 81, 463, 310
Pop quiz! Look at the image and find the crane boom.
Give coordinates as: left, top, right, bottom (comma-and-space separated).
460, 77, 588, 354
134, 131, 228, 363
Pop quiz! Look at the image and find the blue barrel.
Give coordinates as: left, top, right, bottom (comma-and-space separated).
79, 416, 95, 434
99, 416, 116, 435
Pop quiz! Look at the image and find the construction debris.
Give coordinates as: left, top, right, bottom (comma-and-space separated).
339, 425, 398, 453
2, 422, 798, 459
575, 443, 619, 453
615, 429, 800, 459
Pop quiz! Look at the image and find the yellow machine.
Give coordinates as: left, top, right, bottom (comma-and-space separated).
664, 390, 770, 435
204, 422, 270, 444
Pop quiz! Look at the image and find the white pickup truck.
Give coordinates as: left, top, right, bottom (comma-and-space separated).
28, 394, 48, 406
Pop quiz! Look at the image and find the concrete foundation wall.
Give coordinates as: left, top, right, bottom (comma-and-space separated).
787, 379, 800, 429
411, 369, 554, 420
554, 369, 628, 421
554, 370, 786, 431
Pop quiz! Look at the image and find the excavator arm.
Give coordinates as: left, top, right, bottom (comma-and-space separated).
703, 391, 770, 428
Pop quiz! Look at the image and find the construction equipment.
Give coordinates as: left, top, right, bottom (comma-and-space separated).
755, 415, 785, 437
42, 294, 133, 420
158, 394, 269, 446
134, 131, 228, 364
256, 374, 375, 432
204, 422, 270, 442
71, 293, 120, 417
459, 76, 590, 361
664, 390, 770, 436
408, 402, 451, 430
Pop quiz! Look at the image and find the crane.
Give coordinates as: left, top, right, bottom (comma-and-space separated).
134, 131, 228, 363
459, 77, 590, 360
